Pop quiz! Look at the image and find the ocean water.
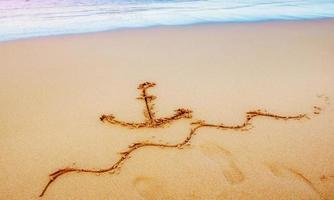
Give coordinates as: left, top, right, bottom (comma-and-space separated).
1, 0, 334, 42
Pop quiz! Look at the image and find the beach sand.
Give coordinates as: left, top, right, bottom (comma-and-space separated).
0, 19, 334, 200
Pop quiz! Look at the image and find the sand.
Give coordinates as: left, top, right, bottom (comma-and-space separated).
0, 19, 334, 200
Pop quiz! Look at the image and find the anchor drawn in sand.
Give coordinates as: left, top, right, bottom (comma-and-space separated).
100, 82, 193, 128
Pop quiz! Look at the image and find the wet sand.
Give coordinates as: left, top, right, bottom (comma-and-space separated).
1, 19, 334, 200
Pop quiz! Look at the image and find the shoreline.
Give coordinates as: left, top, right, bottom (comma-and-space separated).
1, 17, 334, 45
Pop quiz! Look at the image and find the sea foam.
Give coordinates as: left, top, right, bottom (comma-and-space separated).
1, 0, 334, 42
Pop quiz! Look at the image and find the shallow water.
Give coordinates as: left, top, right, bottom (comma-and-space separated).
1, 0, 334, 42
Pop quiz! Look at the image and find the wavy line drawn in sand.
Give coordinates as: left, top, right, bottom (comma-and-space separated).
317, 94, 330, 105
266, 163, 327, 200
313, 106, 322, 115
312, 94, 330, 115
320, 175, 334, 182
100, 82, 192, 128
39, 82, 313, 197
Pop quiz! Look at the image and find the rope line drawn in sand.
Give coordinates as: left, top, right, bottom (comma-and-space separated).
320, 175, 334, 181
100, 82, 192, 128
39, 82, 314, 197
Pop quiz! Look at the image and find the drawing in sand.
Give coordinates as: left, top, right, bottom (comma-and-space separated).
39, 82, 319, 197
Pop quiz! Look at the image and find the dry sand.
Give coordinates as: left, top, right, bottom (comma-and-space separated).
0, 19, 334, 200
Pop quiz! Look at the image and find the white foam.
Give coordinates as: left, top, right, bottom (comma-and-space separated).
1, 0, 334, 42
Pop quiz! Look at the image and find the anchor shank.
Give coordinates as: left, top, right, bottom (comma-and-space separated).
142, 88, 154, 122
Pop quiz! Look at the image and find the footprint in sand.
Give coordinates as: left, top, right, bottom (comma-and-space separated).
266, 163, 326, 200
133, 176, 173, 200
199, 143, 245, 185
